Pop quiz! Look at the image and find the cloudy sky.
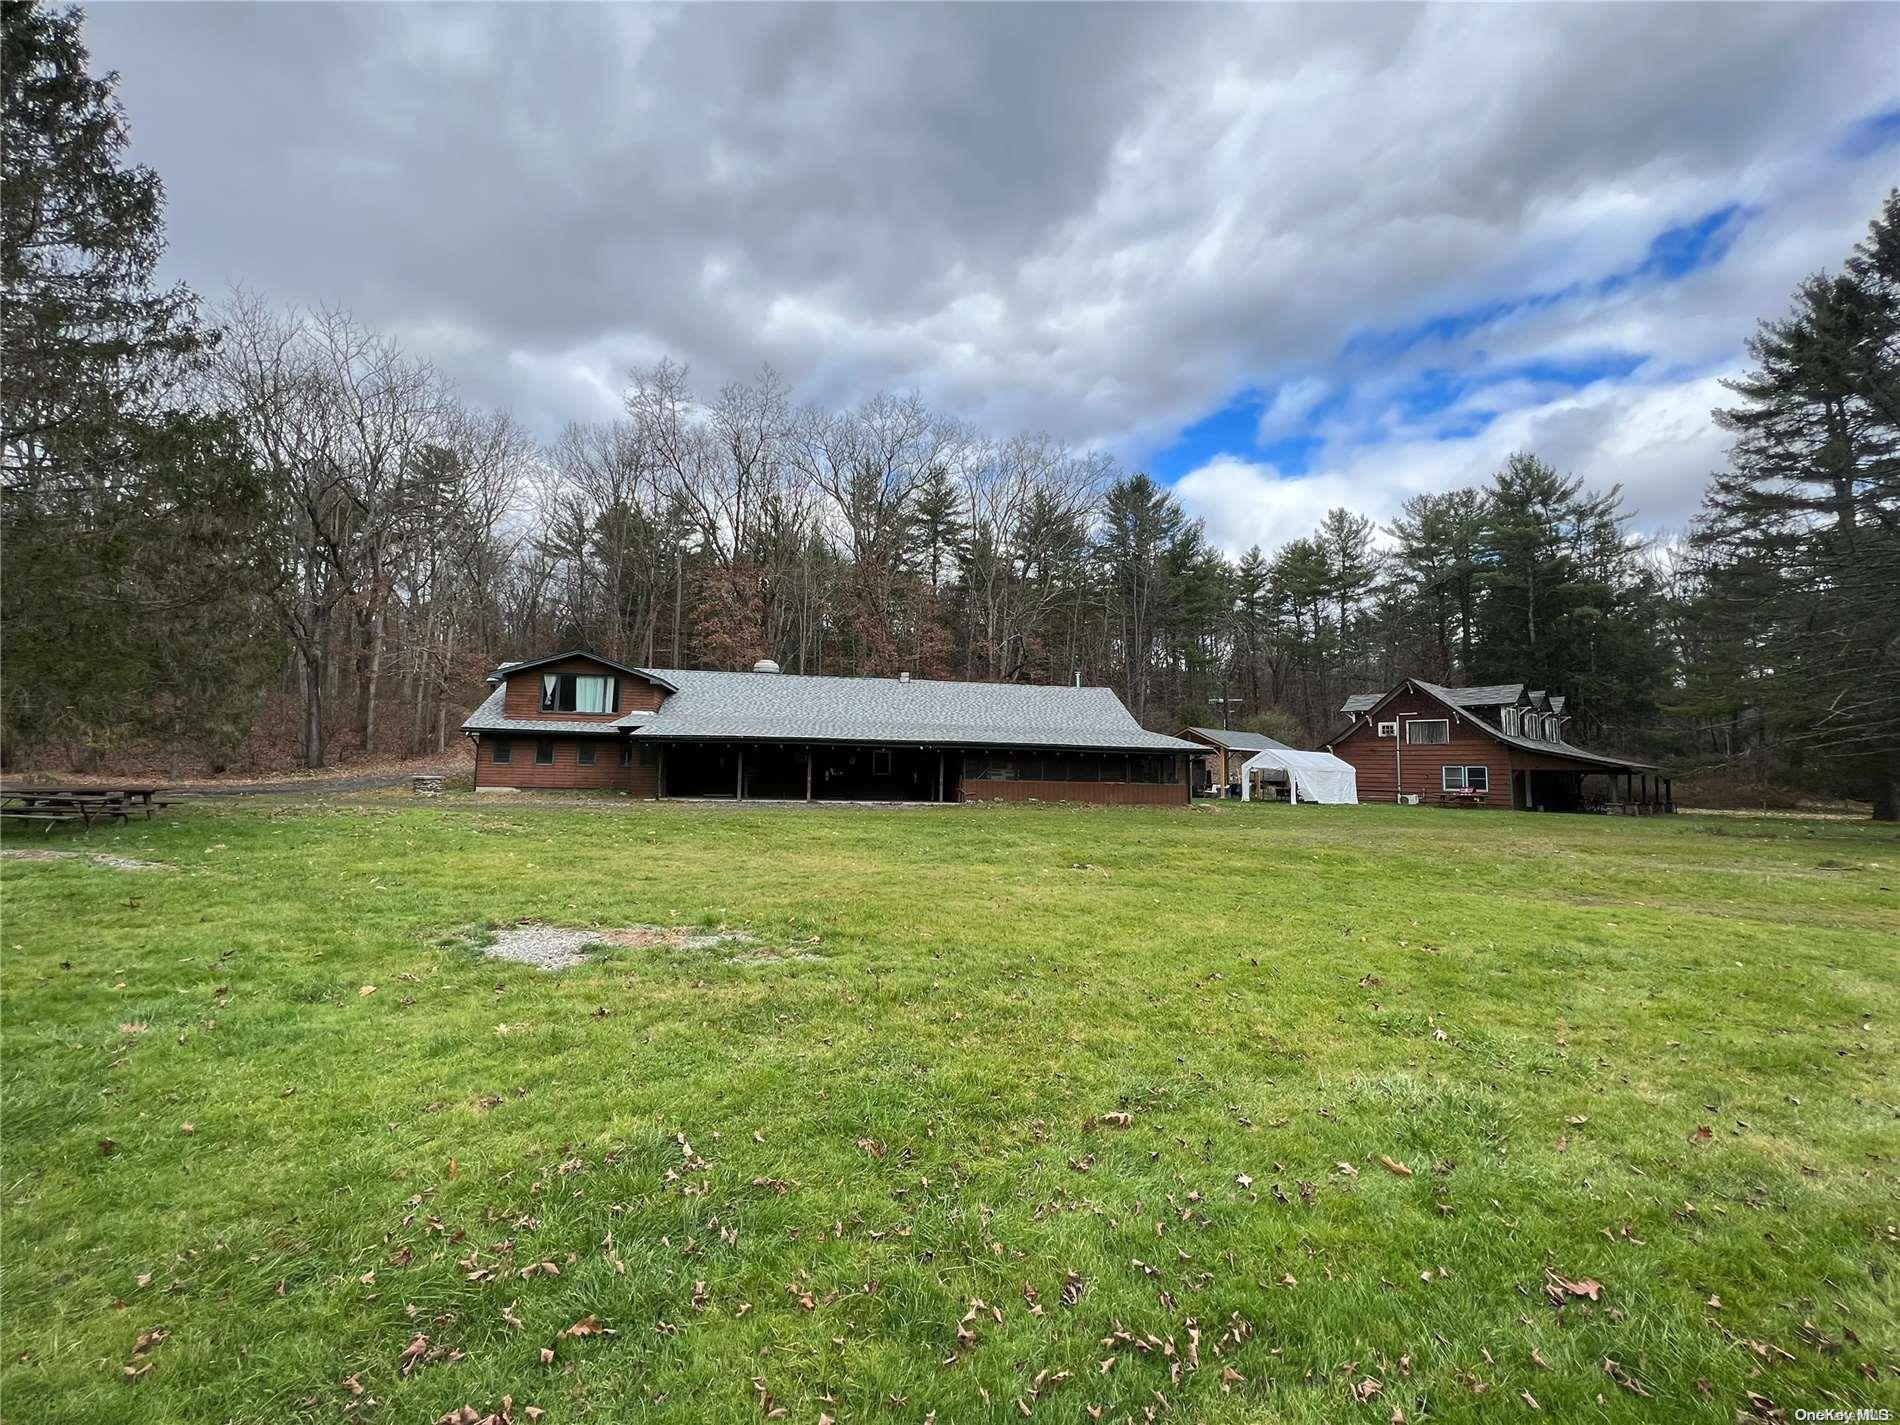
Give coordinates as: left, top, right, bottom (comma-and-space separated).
88, 2, 1900, 549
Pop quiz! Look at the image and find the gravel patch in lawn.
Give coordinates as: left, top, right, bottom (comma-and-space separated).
482, 920, 759, 971
0, 848, 174, 871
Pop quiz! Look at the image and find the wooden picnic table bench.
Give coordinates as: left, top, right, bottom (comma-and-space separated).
1, 786, 171, 832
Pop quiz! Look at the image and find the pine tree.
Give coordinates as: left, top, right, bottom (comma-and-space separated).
1387, 487, 1487, 679
1, 2, 274, 764
1696, 189, 1900, 817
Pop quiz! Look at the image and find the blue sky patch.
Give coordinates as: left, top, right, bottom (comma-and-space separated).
1838, 105, 1900, 159
1636, 203, 1749, 280
1147, 200, 1744, 487
1149, 392, 1326, 479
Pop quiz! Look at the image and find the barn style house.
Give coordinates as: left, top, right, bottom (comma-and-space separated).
461, 652, 1199, 804
1327, 678, 1671, 812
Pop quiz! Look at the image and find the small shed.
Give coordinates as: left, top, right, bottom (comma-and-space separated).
1238, 747, 1358, 804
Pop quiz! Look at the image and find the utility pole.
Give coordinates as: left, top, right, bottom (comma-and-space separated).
1208, 694, 1243, 730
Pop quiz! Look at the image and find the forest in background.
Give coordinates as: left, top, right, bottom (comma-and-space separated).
3, 4, 1896, 815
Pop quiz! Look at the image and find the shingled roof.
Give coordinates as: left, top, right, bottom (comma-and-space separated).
1341, 682, 1523, 714
1182, 727, 1292, 752
461, 684, 642, 736
611, 669, 1199, 753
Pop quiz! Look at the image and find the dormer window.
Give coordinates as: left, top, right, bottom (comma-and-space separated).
1543, 713, 1559, 741
541, 673, 618, 714
1501, 707, 1519, 737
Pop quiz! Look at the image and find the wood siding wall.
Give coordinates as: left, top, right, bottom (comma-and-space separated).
960, 774, 1189, 806
1329, 691, 1515, 806
475, 735, 660, 796
501, 658, 667, 723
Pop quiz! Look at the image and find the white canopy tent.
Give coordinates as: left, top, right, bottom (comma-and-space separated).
1238, 747, 1358, 805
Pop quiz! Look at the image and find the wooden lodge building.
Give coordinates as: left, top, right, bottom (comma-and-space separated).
461, 652, 1199, 805
1326, 679, 1672, 812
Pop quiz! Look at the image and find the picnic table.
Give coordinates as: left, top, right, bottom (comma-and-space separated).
0, 786, 174, 832
1435, 788, 1490, 808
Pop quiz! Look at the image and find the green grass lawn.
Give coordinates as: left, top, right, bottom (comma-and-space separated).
2, 796, 1896, 1423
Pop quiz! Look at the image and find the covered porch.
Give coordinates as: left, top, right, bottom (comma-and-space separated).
652, 740, 958, 803
1511, 760, 1674, 814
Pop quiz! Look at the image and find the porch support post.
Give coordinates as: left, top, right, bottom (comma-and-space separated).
736, 746, 745, 801
936, 750, 945, 803
806, 746, 815, 803
658, 745, 668, 799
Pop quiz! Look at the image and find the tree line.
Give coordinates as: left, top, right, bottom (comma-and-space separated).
2, 5, 1895, 814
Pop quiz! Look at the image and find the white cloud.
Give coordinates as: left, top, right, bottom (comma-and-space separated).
1177, 371, 1737, 554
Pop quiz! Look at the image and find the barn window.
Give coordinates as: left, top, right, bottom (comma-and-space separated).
535, 738, 555, 765
1406, 719, 1450, 744
1376, 720, 1397, 738
1465, 765, 1489, 792
491, 738, 512, 764
1543, 714, 1560, 741
1441, 765, 1466, 791
577, 743, 596, 765
1500, 707, 1520, 736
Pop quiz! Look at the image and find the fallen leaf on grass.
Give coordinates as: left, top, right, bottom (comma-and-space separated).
1379, 1155, 1413, 1178
1519, 1389, 1541, 1409
1353, 1375, 1383, 1403
397, 1332, 430, 1376
559, 1315, 613, 1340
359, 985, 377, 997
1335, 1161, 1359, 1178
1543, 1270, 1602, 1306
1603, 1357, 1652, 1397
1689, 1125, 1714, 1144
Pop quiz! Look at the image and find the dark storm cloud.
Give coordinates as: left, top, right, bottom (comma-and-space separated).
84, 2, 1900, 535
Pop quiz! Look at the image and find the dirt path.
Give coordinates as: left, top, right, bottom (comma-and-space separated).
1, 753, 469, 800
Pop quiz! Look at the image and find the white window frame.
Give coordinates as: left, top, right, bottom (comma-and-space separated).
1543, 713, 1559, 741
1406, 718, 1450, 744
1500, 707, 1519, 736
1441, 765, 1466, 791
1465, 765, 1489, 793
1376, 720, 1397, 738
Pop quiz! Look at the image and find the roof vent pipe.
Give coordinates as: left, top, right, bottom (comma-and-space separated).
899, 671, 910, 683
752, 658, 780, 674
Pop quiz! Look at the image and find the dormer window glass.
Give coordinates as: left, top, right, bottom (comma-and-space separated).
1543, 713, 1559, 741
1501, 707, 1519, 737
540, 673, 618, 713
